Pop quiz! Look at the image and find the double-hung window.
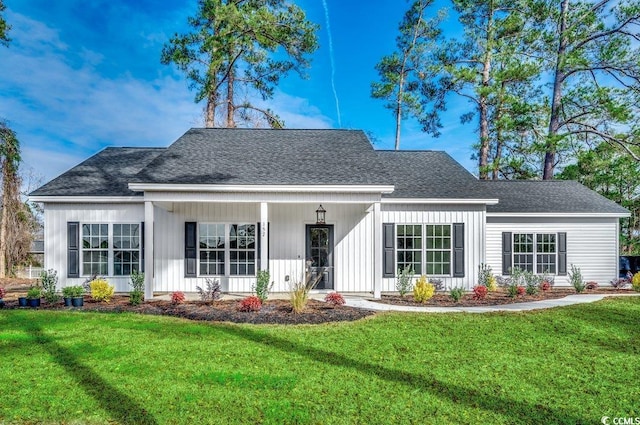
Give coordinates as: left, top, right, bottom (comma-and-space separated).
396, 224, 452, 276
513, 233, 556, 274
81, 223, 142, 276
113, 224, 141, 275
198, 223, 257, 276
82, 224, 108, 275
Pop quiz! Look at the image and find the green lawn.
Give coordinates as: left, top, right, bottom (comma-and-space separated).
0, 298, 638, 425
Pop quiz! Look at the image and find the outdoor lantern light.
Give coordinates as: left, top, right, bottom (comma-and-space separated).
315, 205, 326, 224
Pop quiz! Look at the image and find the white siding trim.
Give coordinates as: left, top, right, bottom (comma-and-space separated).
130, 183, 394, 193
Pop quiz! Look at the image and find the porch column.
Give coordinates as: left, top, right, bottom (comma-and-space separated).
373, 201, 382, 299
144, 201, 154, 300
260, 202, 268, 271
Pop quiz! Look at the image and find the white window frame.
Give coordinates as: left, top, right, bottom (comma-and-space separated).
197, 223, 257, 277
395, 223, 452, 277
512, 233, 557, 275
80, 223, 142, 277
113, 223, 142, 276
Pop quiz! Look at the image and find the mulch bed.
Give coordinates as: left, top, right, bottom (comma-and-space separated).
375, 287, 635, 308
0, 295, 375, 325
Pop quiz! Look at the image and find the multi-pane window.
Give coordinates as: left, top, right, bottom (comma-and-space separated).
513, 233, 556, 274
397, 225, 422, 274
536, 234, 556, 274
513, 233, 534, 272
199, 224, 225, 275
82, 224, 108, 275
426, 225, 451, 275
230, 224, 256, 276
113, 224, 140, 275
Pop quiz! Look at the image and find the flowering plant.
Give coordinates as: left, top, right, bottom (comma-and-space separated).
324, 292, 345, 306
171, 291, 186, 305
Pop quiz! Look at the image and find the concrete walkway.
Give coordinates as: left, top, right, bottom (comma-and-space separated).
343, 293, 640, 313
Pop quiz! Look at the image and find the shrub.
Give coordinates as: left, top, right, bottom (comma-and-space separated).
171, 291, 186, 305
610, 278, 629, 289
90, 278, 115, 303
130, 270, 145, 292
129, 291, 143, 306
477, 263, 496, 291
413, 276, 435, 303
632, 272, 640, 292
324, 292, 345, 306
449, 287, 464, 303
238, 296, 262, 312
524, 272, 539, 296
472, 285, 488, 300
486, 276, 497, 292
496, 276, 511, 288
26, 286, 42, 300
290, 281, 310, 313
507, 284, 519, 298
253, 270, 273, 303
585, 281, 599, 290
0, 287, 5, 299
516, 285, 526, 296
396, 266, 414, 297
541, 281, 551, 291
429, 278, 444, 291
569, 264, 585, 293
40, 269, 60, 303
67, 285, 85, 298
196, 278, 222, 302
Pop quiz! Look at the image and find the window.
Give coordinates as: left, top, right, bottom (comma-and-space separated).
230, 224, 256, 276
199, 224, 225, 275
113, 224, 140, 275
197, 223, 257, 276
513, 233, 556, 274
397, 225, 422, 274
426, 225, 451, 275
396, 224, 452, 276
82, 224, 108, 275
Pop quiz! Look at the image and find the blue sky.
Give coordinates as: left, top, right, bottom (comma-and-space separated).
0, 0, 475, 185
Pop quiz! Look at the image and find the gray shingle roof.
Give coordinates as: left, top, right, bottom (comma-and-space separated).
130, 128, 391, 186
30, 147, 165, 197
377, 151, 485, 199
481, 180, 629, 214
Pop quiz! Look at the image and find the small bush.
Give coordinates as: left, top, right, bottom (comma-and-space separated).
0, 287, 5, 299
585, 281, 599, 290
26, 286, 42, 300
472, 285, 488, 300
396, 266, 414, 297
196, 278, 222, 302
253, 270, 272, 303
524, 272, 539, 296
496, 276, 512, 288
541, 281, 552, 291
290, 281, 310, 313
238, 296, 262, 312
569, 264, 585, 293
449, 287, 464, 303
90, 278, 115, 303
610, 278, 629, 289
40, 269, 59, 303
324, 292, 345, 307
171, 291, 186, 305
413, 276, 435, 303
525, 282, 539, 296
486, 276, 497, 292
429, 278, 444, 291
516, 285, 526, 296
632, 272, 640, 292
507, 285, 519, 298
130, 270, 145, 292
129, 291, 143, 306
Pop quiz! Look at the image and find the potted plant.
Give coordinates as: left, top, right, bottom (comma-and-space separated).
18, 294, 28, 307
70, 285, 85, 307
62, 286, 74, 307
26, 286, 42, 307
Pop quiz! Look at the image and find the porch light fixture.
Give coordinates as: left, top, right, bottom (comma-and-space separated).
315, 205, 326, 224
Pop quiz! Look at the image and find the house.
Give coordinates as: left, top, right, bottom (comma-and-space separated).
29, 128, 629, 299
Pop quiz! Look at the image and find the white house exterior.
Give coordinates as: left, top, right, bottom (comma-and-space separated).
30, 129, 629, 299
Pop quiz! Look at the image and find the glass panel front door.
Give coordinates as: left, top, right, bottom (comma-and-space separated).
306, 225, 334, 289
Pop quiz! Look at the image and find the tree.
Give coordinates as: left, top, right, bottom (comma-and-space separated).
161, 0, 318, 128
558, 142, 640, 253
541, 0, 640, 179
0, 0, 10, 46
371, 0, 443, 150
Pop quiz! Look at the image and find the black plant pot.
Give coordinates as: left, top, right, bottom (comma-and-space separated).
63, 297, 73, 307
0, 299, 4, 308
28, 298, 41, 308
18, 297, 28, 307
72, 297, 84, 307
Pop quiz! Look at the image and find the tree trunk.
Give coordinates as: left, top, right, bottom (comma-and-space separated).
226, 66, 236, 128
395, 72, 404, 150
205, 92, 216, 128
478, 0, 495, 180
0, 176, 7, 278
543, 0, 569, 180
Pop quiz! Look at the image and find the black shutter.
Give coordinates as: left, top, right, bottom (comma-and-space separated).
452, 223, 465, 277
185, 222, 197, 277
140, 222, 145, 273
67, 222, 79, 278
383, 223, 395, 277
557, 232, 567, 275
502, 232, 512, 275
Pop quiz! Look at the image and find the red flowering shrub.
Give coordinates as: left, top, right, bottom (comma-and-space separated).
238, 296, 262, 312
171, 291, 186, 305
516, 285, 526, 296
0, 287, 6, 299
324, 292, 345, 306
472, 285, 488, 300
541, 281, 551, 291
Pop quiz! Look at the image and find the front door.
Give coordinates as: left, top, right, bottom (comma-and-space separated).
305, 224, 334, 290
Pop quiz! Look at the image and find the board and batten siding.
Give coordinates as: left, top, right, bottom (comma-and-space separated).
153, 202, 374, 293
381, 204, 486, 291
486, 216, 619, 286
43, 203, 145, 291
